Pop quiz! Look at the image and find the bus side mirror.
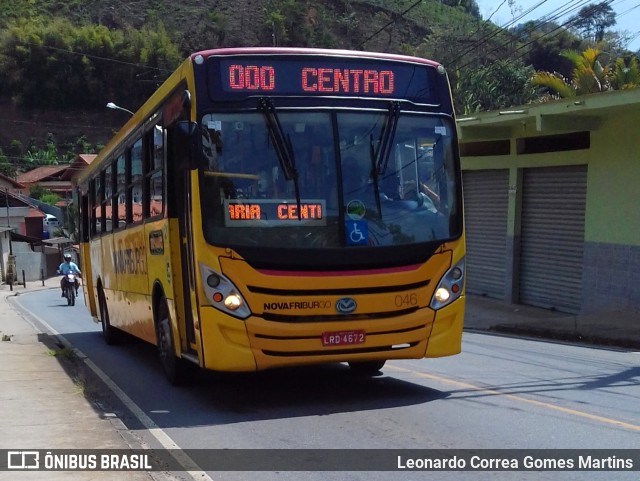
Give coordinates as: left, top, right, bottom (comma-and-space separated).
174, 121, 200, 170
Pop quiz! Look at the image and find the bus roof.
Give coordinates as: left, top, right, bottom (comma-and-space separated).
189, 47, 442, 68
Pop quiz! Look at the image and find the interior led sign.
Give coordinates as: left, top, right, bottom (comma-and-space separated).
224, 199, 327, 227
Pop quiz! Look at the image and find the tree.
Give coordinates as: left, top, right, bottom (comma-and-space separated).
456, 59, 537, 113
0, 149, 16, 178
29, 184, 48, 200
610, 56, 640, 90
514, 21, 584, 78
263, 0, 312, 46
0, 17, 181, 109
532, 47, 610, 98
22, 134, 61, 167
40, 193, 61, 206
568, 2, 616, 43
440, 0, 480, 18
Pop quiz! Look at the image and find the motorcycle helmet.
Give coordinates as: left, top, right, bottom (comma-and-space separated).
64, 253, 72, 261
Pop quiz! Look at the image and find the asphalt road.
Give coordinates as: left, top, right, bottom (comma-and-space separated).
13, 288, 640, 481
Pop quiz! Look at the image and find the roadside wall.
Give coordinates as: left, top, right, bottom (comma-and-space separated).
458, 88, 640, 315
10, 242, 59, 282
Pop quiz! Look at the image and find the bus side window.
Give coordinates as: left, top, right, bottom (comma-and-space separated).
115, 154, 127, 228
129, 138, 143, 224
145, 123, 165, 218
98, 170, 106, 233
103, 164, 113, 232
80, 193, 89, 243
89, 180, 97, 237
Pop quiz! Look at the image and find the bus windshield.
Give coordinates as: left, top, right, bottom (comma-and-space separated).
198, 109, 459, 250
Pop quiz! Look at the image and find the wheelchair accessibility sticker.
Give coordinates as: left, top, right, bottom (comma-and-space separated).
345, 219, 368, 246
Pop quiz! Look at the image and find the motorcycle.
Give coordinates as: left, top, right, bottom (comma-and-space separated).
61, 273, 79, 306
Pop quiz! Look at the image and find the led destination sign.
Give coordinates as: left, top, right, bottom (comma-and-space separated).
227, 65, 394, 95
224, 199, 326, 227
209, 56, 434, 102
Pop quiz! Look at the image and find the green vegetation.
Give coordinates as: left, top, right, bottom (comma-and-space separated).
47, 345, 77, 360
24, 137, 60, 166
0, 17, 181, 109
0, 0, 636, 176
30, 184, 61, 206
0, 150, 16, 178
532, 47, 640, 98
0, 133, 101, 179
457, 59, 537, 114
610, 56, 640, 90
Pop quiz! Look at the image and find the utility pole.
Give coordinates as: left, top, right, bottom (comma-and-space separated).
4, 187, 13, 286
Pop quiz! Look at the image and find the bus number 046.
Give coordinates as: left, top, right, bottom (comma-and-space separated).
395, 293, 418, 307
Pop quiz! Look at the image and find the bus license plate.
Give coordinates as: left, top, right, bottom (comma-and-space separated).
322, 330, 366, 347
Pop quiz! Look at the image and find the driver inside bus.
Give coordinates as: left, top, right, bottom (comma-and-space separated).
419, 180, 441, 209
418, 145, 442, 212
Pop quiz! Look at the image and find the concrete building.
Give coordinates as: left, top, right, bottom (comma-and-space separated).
457, 88, 640, 315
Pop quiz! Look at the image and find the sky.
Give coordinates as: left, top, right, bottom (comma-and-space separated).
474, 0, 640, 52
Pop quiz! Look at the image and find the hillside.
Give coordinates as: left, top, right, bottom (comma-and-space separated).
0, 0, 488, 159
2, 0, 472, 53
3, 0, 618, 167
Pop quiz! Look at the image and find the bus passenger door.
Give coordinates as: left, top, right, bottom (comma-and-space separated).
167, 126, 198, 356
79, 192, 97, 317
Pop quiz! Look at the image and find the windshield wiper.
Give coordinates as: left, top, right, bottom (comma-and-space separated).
258, 98, 302, 218
375, 101, 400, 176
369, 102, 400, 219
369, 133, 383, 219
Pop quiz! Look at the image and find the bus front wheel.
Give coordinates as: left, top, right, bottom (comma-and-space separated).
155, 299, 187, 385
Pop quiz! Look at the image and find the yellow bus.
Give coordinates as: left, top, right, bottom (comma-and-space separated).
75, 47, 465, 384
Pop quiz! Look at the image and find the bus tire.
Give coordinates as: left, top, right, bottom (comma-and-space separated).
348, 360, 386, 375
98, 288, 119, 345
155, 299, 187, 385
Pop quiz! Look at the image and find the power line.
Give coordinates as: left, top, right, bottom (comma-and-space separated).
448, 0, 559, 68
449, 0, 592, 68
486, 0, 510, 22
0, 117, 118, 130
357, 0, 424, 49
612, 2, 640, 48
504, 1, 621, 66
0, 153, 84, 164
18, 41, 173, 74
453, 0, 614, 70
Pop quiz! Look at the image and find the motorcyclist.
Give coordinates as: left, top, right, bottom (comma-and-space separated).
58, 253, 81, 297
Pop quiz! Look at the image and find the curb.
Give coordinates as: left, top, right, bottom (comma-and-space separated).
488, 324, 640, 350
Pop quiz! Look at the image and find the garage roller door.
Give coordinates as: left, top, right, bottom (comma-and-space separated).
519, 166, 587, 313
462, 170, 509, 299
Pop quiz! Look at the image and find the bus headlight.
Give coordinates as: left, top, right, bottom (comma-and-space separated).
434, 287, 451, 303
199, 263, 251, 319
430, 257, 465, 310
224, 293, 243, 310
